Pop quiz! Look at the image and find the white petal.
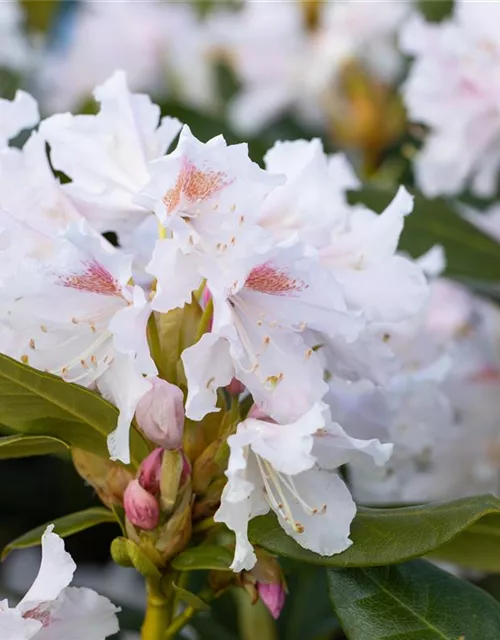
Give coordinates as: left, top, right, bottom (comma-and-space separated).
98, 354, 152, 464
182, 333, 234, 420
109, 285, 156, 376
313, 420, 393, 470
42, 71, 181, 237
417, 245, 446, 277
19, 526, 76, 608
147, 239, 202, 312
335, 255, 428, 324
0, 91, 39, 148
273, 468, 356, 557
228, 310, 328, 424
241, 403, 326, 476
33, 587, 120, 640
0, 608, 41, 640
214, 444, 269, 572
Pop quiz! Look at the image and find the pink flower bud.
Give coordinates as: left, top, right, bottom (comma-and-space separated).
138, 448, 164, 495
226, 378, 245, 397
124, 479, 159, 530
135, 378, 185, 450
257, 582, 286, 620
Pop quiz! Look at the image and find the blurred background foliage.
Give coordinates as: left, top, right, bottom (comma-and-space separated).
0, 1, 499, 638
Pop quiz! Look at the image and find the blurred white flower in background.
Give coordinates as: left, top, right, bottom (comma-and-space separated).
401, 0, 500, 197
0, 1, 33, 73
37, 1, 217, 113
344, 277, 500, 504
213, 0, 410, 134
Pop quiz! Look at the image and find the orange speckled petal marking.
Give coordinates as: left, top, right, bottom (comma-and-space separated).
163, 157, 232, 214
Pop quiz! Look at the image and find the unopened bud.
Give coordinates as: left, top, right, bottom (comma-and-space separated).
124, 479, 159, 531
72, 449, 133, 508
257, 582, 286, 620
138, 448, 164, 495
135, 377, 185, 450
226, 378, 245, 397
155, 482, 192, 562
160, 449, 183, 515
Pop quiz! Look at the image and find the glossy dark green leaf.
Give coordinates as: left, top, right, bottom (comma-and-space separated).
0, 353, 149, 466
0, 434, 69, 458
248, 494, 500, 567
350, 188, 500, 286
277, 562, 340, 640
327, 560, 500, 639
2, 507, 117, 559
171, 545, 234, 571
428, 512, 500, 572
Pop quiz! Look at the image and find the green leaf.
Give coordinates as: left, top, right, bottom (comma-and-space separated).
327, 560, 500, 639
0, 434, 69, 458
173, 584, 210, 611
277, 563, 339, 640
248, 494, 500, 567
428, 512, 500, 573
0, 353, 149, 466
171, 545, 234, 571
350, 188, 500, 286
2, 507, 117, 559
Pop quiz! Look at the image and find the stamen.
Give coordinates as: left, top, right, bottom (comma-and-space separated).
256, 457, 305, 534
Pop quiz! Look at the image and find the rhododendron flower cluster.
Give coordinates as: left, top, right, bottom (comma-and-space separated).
0, 71, 430, 573
401, 0, 500, 197
4, 0, 500, 635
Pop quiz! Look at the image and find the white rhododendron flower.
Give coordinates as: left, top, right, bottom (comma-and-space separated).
212, 2, 312, 134
344, 278, 500, 504
214, 402, 392, 571
401, 1, 500, 197
260, 139, 428, 383
42, 71, 182, 240
0, 130, 81, 237
0, 215, 155, 463
213, 0, 409, 134
0, 525, 119, 639
37, 1, 217, 114
0, 91, 39, 150
140, 125, 283, 311
182, 239, 357, 423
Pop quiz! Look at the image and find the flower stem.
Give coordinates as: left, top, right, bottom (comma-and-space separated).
141, 581, 172, 640
164, 588, 215, 639
163, 605, 196, 639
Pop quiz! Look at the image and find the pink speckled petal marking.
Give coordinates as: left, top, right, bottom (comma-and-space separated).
58, 260, 122, 296
23, 604, 52, 627
245, 262, 308, 296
